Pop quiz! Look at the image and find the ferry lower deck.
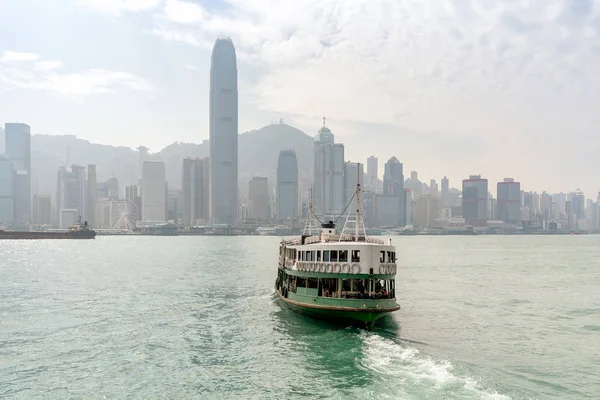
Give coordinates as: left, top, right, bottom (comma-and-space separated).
274, 267, 400, 326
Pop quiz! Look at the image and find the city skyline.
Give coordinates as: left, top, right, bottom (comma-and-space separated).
3, 116, 599, 232
1, 1, 599, 196
1, 121, 599, 200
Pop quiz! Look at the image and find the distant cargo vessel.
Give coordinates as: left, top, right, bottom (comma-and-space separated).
0, 221, 96, 240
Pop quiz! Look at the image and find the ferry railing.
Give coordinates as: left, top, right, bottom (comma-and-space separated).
281, 234, 384, 245
304, 236, 321, 245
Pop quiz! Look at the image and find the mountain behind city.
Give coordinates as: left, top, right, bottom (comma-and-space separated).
28, 123, 315, 198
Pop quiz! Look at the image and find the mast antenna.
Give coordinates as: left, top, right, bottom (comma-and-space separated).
340, 162, 368, 241
302, 185, 321, 236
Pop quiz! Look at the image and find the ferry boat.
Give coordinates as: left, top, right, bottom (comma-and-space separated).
274, 170, 400, 328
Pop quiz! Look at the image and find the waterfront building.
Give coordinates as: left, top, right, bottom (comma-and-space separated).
414, 194, 439, 228
56, 165, 86, 228
141, 161, 166, 222
497, 178, 521, 223
462, 175, 488, 226
248, 177, 269, 220
182, 157, 210, 226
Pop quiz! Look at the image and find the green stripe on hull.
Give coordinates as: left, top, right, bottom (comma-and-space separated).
275, 290, 400, 327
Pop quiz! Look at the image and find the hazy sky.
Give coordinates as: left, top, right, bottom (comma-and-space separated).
1, 0, 599, 196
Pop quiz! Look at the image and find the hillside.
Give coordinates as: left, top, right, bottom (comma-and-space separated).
29, 123, 314, 197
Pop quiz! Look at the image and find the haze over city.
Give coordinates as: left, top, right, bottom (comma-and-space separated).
1, 0, 599, 196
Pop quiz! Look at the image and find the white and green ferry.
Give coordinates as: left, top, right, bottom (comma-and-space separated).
274, 176, 400, 328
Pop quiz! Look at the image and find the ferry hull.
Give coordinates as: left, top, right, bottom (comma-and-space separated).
275, 289, 399, 328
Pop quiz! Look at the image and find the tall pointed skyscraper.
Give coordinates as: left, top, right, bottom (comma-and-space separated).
209, 37, 238, 226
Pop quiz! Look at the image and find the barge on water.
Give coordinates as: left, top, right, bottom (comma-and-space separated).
0, 221, 96, 240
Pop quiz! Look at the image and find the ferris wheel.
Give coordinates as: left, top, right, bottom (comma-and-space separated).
110, 199, 139, 231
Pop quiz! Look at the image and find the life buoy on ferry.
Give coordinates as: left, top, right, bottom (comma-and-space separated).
392, 265, 397, 274
379, 264, 385, 274
333, 263, 341, 273
320, 263, 326, 273
325, 263, 332, 273
311, 262, 316, 272
351, 264, 361, 274
341, 263, 350, 273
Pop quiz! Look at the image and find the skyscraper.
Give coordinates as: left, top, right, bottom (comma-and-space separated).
87, 164, 97, 227
497, 178, 521, 223
0, 157, 14, 225
375, 157, 405, 227
313, 119, 345, 218
248, 177, 269, 220
56, 165, 86, 228
367, 156, 378, 186
462, 174, 488, 225
383, 157, 404, 197
414, 194, 439, 228
182, 157, 210, 226
141, 161, 166, 222
277, 150, 298, 220
209, 37, 238, 226
572, 190, 585, 222
441, 176, 449, 206
430, 179, 439, 197
5, 123, 31, 229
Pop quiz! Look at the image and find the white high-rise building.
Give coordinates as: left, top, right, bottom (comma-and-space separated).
141, 161, 166, 222
209, 37, 238, 226
313, 119, 345, 219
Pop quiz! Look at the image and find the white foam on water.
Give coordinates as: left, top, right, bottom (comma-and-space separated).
359, 333, 512, 400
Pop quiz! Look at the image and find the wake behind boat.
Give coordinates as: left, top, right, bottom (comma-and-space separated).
274, 165, 400, 328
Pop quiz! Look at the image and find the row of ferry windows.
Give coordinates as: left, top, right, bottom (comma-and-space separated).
299, 250, 359, 262
289, 276, 395, 299
298, 250, 396, 263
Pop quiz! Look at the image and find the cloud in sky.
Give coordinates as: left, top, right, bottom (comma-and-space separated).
77, 0, 162, 15
0, 51, 153, 96
2, 0, 600, 194
146, 0, 600, 137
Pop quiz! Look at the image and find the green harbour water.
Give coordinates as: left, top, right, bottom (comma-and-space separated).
1, 235, 599, 399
